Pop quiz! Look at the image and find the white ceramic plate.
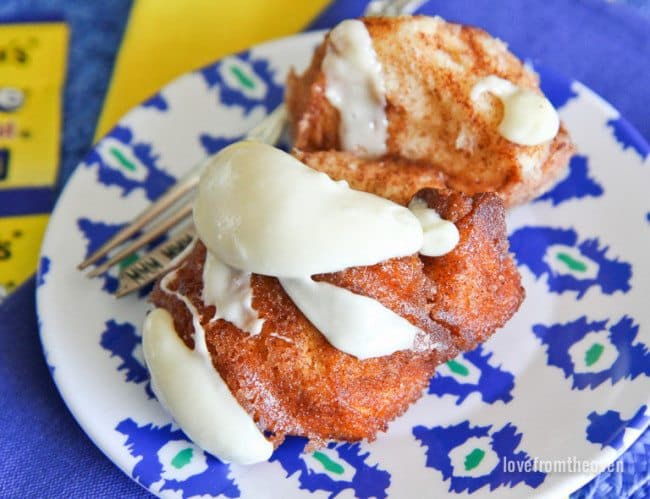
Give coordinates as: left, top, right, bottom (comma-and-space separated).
37, 31, 650, 498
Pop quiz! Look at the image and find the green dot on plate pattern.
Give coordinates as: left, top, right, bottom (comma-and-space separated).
109, 147, 136, 172
230, 66, 255, 90
119, 252, 139, 270
312, 451, 345, 475
585, 342, 605, 367
556, 252, 588, 272
171, 447, 194, 469
464, 448, 485, 471
447, 359, 470, 377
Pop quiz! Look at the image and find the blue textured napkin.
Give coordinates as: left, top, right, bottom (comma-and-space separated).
0, 1, 648, 497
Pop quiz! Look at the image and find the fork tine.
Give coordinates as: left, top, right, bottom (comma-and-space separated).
86, 201, 193, 278
246, 104, 287, 144
77, 163, 202, 270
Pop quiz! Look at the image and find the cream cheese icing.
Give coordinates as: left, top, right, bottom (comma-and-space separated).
471, 75, 559, 146
408, 197, 460, 257
202, 251, 264, 335
322, 19, 388, 157
279, 277, 420, 360
148, 141, 461, 464
193, 141, 422, 278
193, 142, 460, 361
143, 307, 273, 464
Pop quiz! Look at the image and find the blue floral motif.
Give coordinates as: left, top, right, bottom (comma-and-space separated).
85, 125, 175, 202
198, 51, 283, 156
270, 437, 391, 499
200, 51, 284, 114
532, 316, 650, 389
607, 118, 649, 159
115, 418, 239, 498
199, 134, 241, 156
537, 65, 577, 109
428, 345, 515, 405
77, 218, 124, 293
100, 320, 153, 398
413, 421, 546, 493
535, 155, 603, 206
586, 405, 649, 451
509, 226, 631, 299
37, 256, 50, 287
142, 93, 169, 111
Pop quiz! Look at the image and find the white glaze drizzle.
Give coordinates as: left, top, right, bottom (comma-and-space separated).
193, 141, 422, 278
160, 268, 204, 344
202, 251, 264, 335
408, 197, 460, 257
144, 140, 463, 464
471, 75, 559, 146
279, 277, 419, 360
322, 19, 388, 157
142, 308, 273, 464
193, 142, 460, 360
269, 332, 294, 344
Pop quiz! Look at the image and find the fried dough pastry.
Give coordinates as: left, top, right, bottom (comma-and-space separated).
294, 150, 446, 206
286, 16, 575, 206
150, 188, 523, 446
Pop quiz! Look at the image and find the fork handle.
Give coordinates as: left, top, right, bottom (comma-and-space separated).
365, 0, 426, 16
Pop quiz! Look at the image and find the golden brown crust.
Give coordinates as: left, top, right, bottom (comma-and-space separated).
496, 124, 575, 205
152, 244, 445, 445
286, 42, 341, 152
294, 149, 446, 205
150, 189, 524, 446
285, 15, 575, 207
415, 188, 525, 350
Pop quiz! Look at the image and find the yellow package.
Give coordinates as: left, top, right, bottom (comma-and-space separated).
0, 21, 68, 299
95, 0, 329, 139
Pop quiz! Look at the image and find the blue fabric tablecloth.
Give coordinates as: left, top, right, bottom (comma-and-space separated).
0, 1, 648, 497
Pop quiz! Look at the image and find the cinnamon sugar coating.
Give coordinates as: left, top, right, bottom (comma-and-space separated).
286, 16, 574, 206
150, 188, 524, 446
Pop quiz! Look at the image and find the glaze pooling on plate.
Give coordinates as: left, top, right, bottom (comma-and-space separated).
36, 32, 650, 498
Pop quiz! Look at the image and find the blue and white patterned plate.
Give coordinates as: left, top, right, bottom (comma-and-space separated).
36, 31, 650, 498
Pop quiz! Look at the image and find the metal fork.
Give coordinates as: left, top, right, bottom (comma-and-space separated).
80, 0, 427, 296
79, 104, 287, 277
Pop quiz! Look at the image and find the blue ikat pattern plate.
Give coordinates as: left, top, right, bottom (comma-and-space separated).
36, 31, 650, 498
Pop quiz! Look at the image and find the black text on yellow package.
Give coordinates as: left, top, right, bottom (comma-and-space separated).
0, 18, 67, 299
